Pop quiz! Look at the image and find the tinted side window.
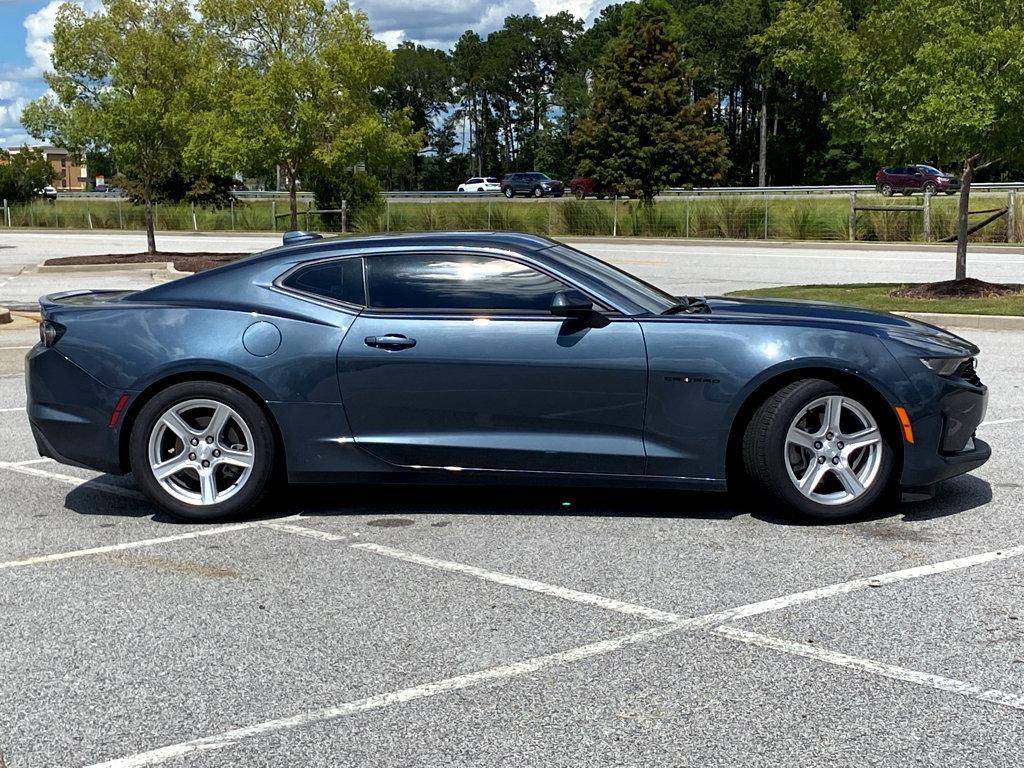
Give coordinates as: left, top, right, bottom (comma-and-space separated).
283, 258, 364, 305
365, 253, 569, 312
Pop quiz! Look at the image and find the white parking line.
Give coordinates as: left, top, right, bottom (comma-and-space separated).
353, 542, 686, 624
703, 542, 1024, 625
259, 520, 344, 542
980, 417, 1023, 427
715, 626, 1024, 712
90, 535, 1024, 767
0, 406, 26, 413
0, 460, 145, 500
88, 621, 682, 769
0, 346, 32, 351
0, 521, 271, 571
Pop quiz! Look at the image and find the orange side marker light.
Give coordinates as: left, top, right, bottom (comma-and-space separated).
893, 405, 914, 444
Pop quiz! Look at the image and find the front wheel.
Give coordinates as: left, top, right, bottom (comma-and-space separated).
503, 187, 514, 199
129, 381, 277, 521
741, 379, 894, 521
573, 187, 585, 200
880, 184, 893, 197
533, 186, 544, 198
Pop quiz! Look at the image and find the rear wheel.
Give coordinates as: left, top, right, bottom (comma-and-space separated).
129, 381, 276, 521
503, 186, 514, 199
742, 379, 894, 521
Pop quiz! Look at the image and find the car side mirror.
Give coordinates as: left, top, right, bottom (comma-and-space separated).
550, 289, 594, 317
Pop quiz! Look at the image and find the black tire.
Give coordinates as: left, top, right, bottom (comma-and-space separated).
573, 187, 586, 200
880, 184, 893, 197
503, 186, 514, 199
923, 182, 937, 195
533, 186, 544, 198
741, 378, 895, 522
129, 380, 277, 521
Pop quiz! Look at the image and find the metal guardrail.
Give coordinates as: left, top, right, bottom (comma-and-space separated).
51, 181, 1024, 202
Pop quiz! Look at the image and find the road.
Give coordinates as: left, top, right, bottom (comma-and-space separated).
2, 231, 1023, 305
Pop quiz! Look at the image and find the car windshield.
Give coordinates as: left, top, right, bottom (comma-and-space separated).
485, 177, 499, 183
524, 173, 550, 180
918, 165, 944, 175
540, 243, 678, 314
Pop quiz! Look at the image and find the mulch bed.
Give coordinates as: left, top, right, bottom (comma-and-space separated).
44, 252, 251, 273
890, 278, 1020, 299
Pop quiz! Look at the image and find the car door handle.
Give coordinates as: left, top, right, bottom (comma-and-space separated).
364, 334, 416, 350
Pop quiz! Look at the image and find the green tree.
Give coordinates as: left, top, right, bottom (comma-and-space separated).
572, 0, 729, 202
760, 0, 1024, 279
375, 42, 453, 189
21, 0, 198, 253
0, 146, 58, 203
192, 0, 420, 229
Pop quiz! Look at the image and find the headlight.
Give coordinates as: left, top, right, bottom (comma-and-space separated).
922, 356, 970, 377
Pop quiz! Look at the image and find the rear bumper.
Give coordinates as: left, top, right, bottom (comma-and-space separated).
25, 345, 128, 475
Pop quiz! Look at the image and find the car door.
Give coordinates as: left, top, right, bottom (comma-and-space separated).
336, 250, 648, 474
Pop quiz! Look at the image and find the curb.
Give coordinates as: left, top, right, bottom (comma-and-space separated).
36, 261, 176, 273
898, 312, 1024, 332
0, 306, 10, 325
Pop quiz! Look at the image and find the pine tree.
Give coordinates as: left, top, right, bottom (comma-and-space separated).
572, 0, 728, 202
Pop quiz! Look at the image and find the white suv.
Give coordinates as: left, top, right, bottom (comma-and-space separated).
457, 177, 501, 193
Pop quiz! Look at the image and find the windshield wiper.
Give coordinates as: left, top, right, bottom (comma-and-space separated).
662, 296, 711, 315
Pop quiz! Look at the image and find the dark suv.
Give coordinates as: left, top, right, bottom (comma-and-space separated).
501, 172, 565, 198
875, 165, 960, 196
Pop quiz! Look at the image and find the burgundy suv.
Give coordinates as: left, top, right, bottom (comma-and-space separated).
569, 176, 618, 199
875, 165, 960, 196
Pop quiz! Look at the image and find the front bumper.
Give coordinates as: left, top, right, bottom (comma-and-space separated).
900, 377, 989, 491
25, 345, 129, 475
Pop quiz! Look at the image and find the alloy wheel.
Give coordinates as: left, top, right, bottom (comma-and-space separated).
147, 398, 256, 506
783, 395, 884, 507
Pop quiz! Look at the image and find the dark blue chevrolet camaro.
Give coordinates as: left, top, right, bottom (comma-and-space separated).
27, 231, 989, 522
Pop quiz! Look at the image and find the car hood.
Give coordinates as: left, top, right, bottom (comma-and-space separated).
703, 295, 979, 355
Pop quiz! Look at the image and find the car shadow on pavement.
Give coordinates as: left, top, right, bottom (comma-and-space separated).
61, 472, 992, 527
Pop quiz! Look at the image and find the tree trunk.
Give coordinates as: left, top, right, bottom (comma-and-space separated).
954, 155, 977, 280
143, 183, 156, 255
287, 165, 299, 231
758, 85, 768, 188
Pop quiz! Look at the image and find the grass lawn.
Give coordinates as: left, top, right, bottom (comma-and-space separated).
726, 283, 1024, 316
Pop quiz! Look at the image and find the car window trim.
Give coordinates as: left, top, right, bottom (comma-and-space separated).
271, 245, 633, 316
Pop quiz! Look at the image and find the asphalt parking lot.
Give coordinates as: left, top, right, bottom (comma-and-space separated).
0, 324, 1022, 767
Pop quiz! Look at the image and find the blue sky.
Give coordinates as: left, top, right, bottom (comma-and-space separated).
0, 0, 615, 149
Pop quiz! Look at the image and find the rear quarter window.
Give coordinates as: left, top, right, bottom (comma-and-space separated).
282, 258, 365, 306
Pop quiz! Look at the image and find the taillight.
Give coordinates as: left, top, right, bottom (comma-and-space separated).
39, 320, 66, 348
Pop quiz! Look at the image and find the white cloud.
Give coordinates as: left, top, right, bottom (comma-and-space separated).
23, 0, 64, 75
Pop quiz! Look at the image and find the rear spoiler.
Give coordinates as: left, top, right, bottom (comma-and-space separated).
39, 290, 137, 317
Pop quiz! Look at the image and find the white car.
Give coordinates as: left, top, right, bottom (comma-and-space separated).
457, 177, 501, 193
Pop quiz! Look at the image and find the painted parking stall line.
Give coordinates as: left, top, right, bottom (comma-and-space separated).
353, 541, 687, 624
0, 460, 146, 500
89, 532, 1024, 767
715, 626, 1024, 713
0, 406, 26, 412
0, 521, 263, 571
980, 417, 1024, 427
87, 622, 684, 769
